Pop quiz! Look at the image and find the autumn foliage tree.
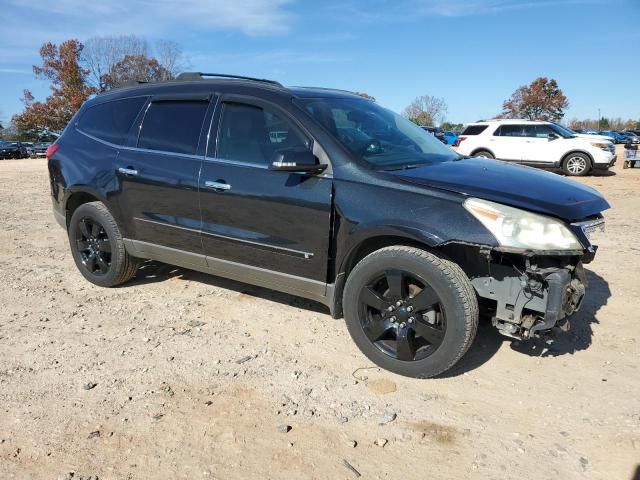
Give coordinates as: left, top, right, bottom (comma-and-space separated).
13, 39, 95, 134
102, 54, 172, 90
501, 77, 568, 122
403, 95, 448, 126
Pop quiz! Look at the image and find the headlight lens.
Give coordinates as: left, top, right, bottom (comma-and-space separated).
464, 198, 583, 250
591, 142, 610, 149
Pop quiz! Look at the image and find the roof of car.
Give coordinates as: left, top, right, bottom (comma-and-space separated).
95, 75, 365, 103
470, 119, 550, 125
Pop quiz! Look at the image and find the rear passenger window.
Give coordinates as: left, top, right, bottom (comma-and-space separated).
77, 97, 147, 145
496, 125, 526, 137
138, 101, 208, 155
461, 125, 488, 135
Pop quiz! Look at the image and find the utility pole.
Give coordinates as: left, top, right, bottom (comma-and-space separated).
598, 108, 601, 130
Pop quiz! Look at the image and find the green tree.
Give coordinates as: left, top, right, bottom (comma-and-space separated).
441, 122, 464, 131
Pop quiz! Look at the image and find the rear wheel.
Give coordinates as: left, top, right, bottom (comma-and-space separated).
68, 202, 140, 287
343, 246, 478, 378
473, 150, 494, 159
562, 153, 591, 176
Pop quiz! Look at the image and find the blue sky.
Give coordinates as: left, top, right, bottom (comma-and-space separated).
1, 0, 639, 127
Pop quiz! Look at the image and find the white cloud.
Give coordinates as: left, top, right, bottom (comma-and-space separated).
415, 0, 603, 17
6, 0, 295, 35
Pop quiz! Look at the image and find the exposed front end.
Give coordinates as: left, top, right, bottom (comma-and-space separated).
468, 251, 589, 340
458, 198, 606, 340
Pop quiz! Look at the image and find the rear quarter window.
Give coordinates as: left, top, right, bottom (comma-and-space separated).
461, 125, 488, 135
77, 97, 148, 145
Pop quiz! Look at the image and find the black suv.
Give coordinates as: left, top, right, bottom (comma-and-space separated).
0, 142, 29, 159
48, 73, 609, 378
420, 126, 446, 143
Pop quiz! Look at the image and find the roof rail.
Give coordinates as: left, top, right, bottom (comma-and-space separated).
175, 72, 283, 88
289, 86, 364, 96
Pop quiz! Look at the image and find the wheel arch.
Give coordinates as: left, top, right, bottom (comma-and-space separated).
330, 231, 446, 319
63, 188, 109, 228
470, 147, 495, 158
561, 149, 594, 165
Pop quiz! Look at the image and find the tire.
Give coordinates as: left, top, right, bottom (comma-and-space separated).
68, 201, 140, 287
342, 246, 478, 378
473, 150, 494, 159
562, 153, 591, 176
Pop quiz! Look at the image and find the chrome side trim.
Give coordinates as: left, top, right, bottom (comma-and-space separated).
133, 216, 314, 259
133, 217, 200, 235
75, 128, 205, 161
204, 156, 270, 169
123, 239, 328, 304
204, 180, 231, 190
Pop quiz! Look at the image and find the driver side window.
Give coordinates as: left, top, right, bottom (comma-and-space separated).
214, 102, 310, 166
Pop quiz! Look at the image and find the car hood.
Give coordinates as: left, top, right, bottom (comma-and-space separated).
575, 133, 612, 141
384, 157, 610, 221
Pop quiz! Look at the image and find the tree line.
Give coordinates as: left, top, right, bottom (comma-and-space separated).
3, 40, 638, 141
4, 36, 188, 141
402, 77, 639, 131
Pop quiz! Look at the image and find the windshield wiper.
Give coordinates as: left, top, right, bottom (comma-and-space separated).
381, 164, 421, 171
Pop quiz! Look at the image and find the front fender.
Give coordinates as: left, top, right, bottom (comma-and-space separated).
331, 180, 498, 277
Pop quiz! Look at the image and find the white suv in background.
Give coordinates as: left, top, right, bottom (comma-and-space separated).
456, 119, 616, 176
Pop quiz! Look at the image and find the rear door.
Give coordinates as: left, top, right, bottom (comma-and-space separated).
491, 124, 529, 160
116, 95, 212, 254
198, 96, 332, 287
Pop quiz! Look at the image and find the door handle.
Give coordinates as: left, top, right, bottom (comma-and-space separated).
118, 167, 138, 176
205, 180, 231, 192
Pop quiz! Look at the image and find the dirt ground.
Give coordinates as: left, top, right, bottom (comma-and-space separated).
1, 146, 639, 480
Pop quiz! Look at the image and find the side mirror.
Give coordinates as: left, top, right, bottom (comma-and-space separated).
270, 148, 327, 174
548, 133, 559, 141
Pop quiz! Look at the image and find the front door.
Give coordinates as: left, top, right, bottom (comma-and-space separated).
521, 124, 561, 164
198, 98, 333, 290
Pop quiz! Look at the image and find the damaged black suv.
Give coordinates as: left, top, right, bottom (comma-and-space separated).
48, 73, 609, 378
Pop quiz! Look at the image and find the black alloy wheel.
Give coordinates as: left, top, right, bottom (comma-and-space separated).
75, 216, 112, 276
358, 269, 446, 362
68, 201, 140, 287
343, 246, 478, 378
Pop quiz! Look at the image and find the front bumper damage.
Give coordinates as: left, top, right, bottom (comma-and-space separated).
469, 253, 588, 340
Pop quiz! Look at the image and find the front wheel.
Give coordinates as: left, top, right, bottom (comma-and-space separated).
562, 153, 591, 176
342, 246, 478, 378
68, 202, 140, 287
473, 150, 494, 159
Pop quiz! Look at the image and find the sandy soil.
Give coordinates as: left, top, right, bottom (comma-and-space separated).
1, 146, 639, 480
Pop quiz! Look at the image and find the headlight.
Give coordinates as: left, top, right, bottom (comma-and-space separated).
464, 198, 582, 250
591, 142, 610, 150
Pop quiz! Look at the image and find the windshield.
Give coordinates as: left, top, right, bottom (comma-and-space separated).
549, 123, 576, 138
295, 97, 458, 169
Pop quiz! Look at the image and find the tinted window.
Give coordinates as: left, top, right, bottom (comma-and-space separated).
78, 97, 147, 145
138, 101, 208, 155
461, 125, 488, 135
495, 125, 528, 137
215, 102, 309, 166
526, 124, 554, 138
